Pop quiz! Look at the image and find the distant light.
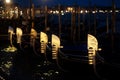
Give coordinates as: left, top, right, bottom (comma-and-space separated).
61, 13, 64, 15
115, 10, 119, 13
0, 6, 3, 9
80, 10, 83, 13
6, 0, 11, 3
99, 10, 104, 13
105, 10, 108, 13
92, 11, 96, 14
20, 11, 23, 15
56, 10, 58, 13
67, 7, 73, 12
85, 10, 88, 13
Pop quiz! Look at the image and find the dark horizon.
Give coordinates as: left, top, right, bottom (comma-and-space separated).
13, 0, 120, 8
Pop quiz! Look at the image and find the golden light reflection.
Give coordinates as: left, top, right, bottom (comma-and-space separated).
30, 28, 37, 46
87, 34, 98, 65
1, 46, 17, 52
8, 26, 14, 47
16, 27, 23, 44
40, 32, 48, 53
51, 34, 61, 59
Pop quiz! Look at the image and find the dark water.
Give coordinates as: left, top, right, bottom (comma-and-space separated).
0, 12, 120, 80
0, 38, 96, 80
0, 34, 120, 80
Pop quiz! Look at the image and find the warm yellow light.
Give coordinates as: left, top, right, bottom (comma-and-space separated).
8, 26, 14, 46
30, 28, 37, 39
2, 46, 17, 52
88, 34, 98, 51
30, 28, 37, 46
6, 0, 11, 3
89, 60, 93, 64
16, 27, 23, 43
51, 34, 61, 59
88, 34, 98, 65
67, 7, 73, 12
40, 32, 48, 44
52, 34, 60, 49
80, 10, 83, 13
40, 32, 48, 53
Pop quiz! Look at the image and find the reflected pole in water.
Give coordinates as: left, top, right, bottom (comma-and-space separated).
94, 5, 97, 35
78, 6, 81, 41
29, 0, 32, 20
71, 5, 76, 44
88, 0, 92, 33
111, 0, 116, 53
45, 5, 48, 32
32, 3, 35, 28
106, 11, 109, 33
58, 4, 61, 39
111, 0, 116, 33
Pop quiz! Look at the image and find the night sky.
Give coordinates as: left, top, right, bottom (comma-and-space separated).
13, 0, 120, 8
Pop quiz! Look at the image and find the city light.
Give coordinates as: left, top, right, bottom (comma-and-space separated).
5, 0, 11, 4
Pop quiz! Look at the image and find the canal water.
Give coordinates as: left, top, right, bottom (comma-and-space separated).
0, 34, 120, 80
